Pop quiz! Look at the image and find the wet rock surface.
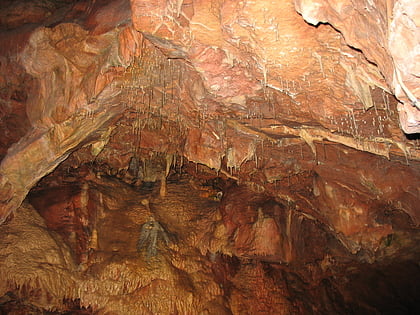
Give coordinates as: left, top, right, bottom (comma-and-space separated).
0, 165, 418, 314
0, 0, 419, 313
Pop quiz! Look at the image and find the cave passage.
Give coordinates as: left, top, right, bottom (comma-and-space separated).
0, 0, 420, 314
0, 160, 418, 314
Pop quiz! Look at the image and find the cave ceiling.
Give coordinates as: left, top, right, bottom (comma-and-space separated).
1, 0, 419, 219
0, 0, 419, 312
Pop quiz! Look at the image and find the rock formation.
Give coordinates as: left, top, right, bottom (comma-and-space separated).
0, 0, 419, 313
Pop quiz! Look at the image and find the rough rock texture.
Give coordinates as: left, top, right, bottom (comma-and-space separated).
295, 0, 420, 133
1, 177, 229, 314
0, 0, 419, 313
1, 164, 418, 314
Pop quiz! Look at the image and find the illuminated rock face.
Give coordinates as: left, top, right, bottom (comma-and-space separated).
0, 0, 419, 313
295, 0, 420, 133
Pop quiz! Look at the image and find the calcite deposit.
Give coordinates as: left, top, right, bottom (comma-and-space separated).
0, 0, 419, 313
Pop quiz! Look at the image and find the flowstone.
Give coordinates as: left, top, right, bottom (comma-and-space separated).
137, 217, 170, 259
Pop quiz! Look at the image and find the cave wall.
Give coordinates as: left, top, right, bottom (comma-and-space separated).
0, 0, 419, 313
0, 0, 417, 250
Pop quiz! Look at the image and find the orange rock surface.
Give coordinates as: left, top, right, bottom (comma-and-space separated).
0, 0, 419, 313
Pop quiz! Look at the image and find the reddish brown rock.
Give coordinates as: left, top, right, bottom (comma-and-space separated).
0, 0, 419, 313
295, 0, 420, 132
